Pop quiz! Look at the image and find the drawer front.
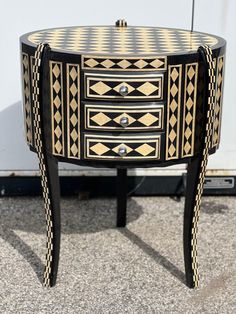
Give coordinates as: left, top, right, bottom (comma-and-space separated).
85, 73, 163, 100
84, 134, 161, 160
84, 103, 164, 131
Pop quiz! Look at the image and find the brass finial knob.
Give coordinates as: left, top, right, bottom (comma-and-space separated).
116, 19, 127, 27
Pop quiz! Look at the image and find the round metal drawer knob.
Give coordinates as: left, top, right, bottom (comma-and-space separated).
120, 116, 129, 127
119, 85, 129, 96
118, 146, 127, 157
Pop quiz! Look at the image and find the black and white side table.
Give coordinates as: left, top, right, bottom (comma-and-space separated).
20, 20, 226, 288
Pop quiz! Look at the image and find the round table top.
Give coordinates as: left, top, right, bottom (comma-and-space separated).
21, 25, 225, 56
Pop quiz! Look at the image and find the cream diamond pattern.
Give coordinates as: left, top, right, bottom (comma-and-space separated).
70, 113, 78, 127
54, 95, 61, 108
55, 140, 62, 153
187, 82, 194, 95
54, 111, 62, 124
168, 144, 176, 157
134, 59, 148, 69
137, 82, 158, 96
187, 66, 195, 80
170, 68, 179, 81
22, 54, 33, 145
70, 67, 77, 81
185, 112, 193, 125
68, 64, 80, 159
51, 62, 64, 156
166, 65, 182, 160
52, 64, 60, 78
54, 125, 62, 138
117, 60, 132, 69
184, 142, 191, 154
169, 114, 177, 128
70, 143, 78, 156
184, 127, 192, 140
85, 58, 99, 68
138, 113, 158, 126
150, 59, 164, 69
90, 143, 110, 155
70, 83, 77, 97
53, 80, 61, 94
169, 129, 177, 142
135, 144, 155, 156
101, 59, 115, 68
170, 84, 178, 97
70, 129, 78, 142
182, 63, 198, 157
90, 81, 112, 95
91, 112, 111, 126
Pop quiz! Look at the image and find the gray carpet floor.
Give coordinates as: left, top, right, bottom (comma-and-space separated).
0, 196, 235, 313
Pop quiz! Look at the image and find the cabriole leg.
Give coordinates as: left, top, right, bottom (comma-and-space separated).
183, 156, 202, 288
39, 153, 61, 287
32, 43, 61, 287
183, 44, 216, 288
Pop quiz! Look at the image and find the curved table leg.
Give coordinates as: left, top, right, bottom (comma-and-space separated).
184, 156, 202, 288
40, 154, 61, 287
183, 44, 216, 288
32, 43, 61, 287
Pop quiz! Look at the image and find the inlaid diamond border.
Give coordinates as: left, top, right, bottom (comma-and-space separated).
166, 64, 182, 160
85, 73, 163, 100
22, 52, 33, 145
181, 62, 198, 158
212, 55, 224, 148
81, 55, 167, 71
67, 63, 80, 159
84, 134, 161, 160
85, 104, 164, 131
50, 61, 65, 156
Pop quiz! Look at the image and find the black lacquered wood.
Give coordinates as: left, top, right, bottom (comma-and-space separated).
20, 23, 226, 289
43, 155, 61, 286
183, 156, 202, 288
38, 44, 61, 287
116, 168, 127, 227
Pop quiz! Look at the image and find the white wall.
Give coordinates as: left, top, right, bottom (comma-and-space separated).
0, 0, 234, 175
194, 0, 236, 171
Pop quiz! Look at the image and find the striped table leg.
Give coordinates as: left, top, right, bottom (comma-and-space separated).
184, 45, 216, 288
32, 43, 61, 287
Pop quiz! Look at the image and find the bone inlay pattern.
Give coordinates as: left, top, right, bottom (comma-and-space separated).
22, 53, 33, 145
27, 26, 218, 55
85, 135, 161, 160
191, 45, 216, 288
67, 64, 80, 159
86, 75, 163, 99
182, 63, 198, 157
85, 104, 163, 131
82, 56, 166, 71
31, 43, 54, 287
212, 56, 224, 148
166, 65, 182, 160
50, 61, 64, 156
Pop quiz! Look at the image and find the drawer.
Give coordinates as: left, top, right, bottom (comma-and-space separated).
84, 73, 163, 100
84, 134, 161, 160
84, 103, 164, 131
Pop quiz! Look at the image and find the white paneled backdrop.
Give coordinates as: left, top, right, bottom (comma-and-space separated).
0, 0, 235, 176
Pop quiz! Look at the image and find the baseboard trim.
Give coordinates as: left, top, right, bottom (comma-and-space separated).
0, 175, 235, 197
